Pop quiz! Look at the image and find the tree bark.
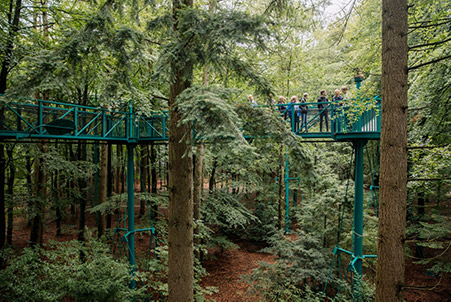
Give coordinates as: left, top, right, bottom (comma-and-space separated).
106, 143, 113, 229
0, 0, 23, 250
97, 143, 108, 237
30, 144, 46, 247
376, 0, 408, 300
6, 145, 15, 245
193, 144, 204, 259
139, 146, 147, 217
168, 0, 194, 300
77, 143, 87, 243
209, 158, 217, 193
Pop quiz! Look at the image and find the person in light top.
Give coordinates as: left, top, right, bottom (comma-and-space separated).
248, 95, 258, 107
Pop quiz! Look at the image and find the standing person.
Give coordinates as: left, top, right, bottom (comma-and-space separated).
299, 93, 309, 132
332, 89, 344, 133
248, 95, 258, 107
332, 89, 344, 104
317, 90, 329, 132
341, 86, 350, 100
288, 96, 300, 132
277, 96, 287, 120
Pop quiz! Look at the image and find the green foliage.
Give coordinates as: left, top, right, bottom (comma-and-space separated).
203, 189, 258, 230
0, 231, 145, 302
245, 231, 334, 300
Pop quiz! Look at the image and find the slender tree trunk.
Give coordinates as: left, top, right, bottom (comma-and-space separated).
376, 0, 408, 300
54, 170, 62, 236
278, 145, 284, 229
116, 145, 121, 194
139, 146, 147, 217
97, 143, 108, 237
193, 144, 204, 259
25, 146, 33, 226
106, 143, 113, 229
30, 144, 46, 247
6, 146, 15, 245
77, 143, 87, 242
209, 158, 217, 193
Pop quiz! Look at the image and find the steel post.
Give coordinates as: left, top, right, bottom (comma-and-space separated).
353, 139, 366, 299
285, 151, 290, 234
127, 144, 136, 289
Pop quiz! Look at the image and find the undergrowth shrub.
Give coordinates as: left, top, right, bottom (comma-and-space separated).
0, 231, 145, 302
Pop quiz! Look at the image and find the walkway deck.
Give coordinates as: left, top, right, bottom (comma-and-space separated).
0, 98, 381, 143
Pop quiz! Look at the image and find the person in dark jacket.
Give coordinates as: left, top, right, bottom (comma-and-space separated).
277, 96, 287, 120
317, 90, 329, 132
299, 93, 309, 132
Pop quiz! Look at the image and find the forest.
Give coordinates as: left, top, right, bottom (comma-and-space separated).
0, 0, 449, 301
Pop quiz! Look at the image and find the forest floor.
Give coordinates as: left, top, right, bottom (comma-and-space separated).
7, 206, 451, 301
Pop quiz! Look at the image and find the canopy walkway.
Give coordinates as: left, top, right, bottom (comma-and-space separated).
0, 94, 381, 300
0, 97, 381, 143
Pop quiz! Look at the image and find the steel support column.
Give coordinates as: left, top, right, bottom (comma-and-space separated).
127, 143, 136, 289
285, 151, 290, 234
353, 139, 366, 298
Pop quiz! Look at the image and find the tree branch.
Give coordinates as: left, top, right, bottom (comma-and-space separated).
408, 55, 451, 71
408, 178, 450, 182
409, 37, 451, 50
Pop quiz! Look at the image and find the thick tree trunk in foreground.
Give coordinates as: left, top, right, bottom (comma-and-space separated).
168, 72, 194, 301
168, 1, 194, 300
376, 0, 408, 300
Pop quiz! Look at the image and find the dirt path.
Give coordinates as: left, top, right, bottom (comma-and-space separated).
200, 240, 275, 301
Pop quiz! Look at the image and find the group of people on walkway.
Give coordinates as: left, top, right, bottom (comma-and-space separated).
249, 86, 350, 133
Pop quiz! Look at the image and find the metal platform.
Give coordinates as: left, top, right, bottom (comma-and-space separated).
0, 98, 381, 142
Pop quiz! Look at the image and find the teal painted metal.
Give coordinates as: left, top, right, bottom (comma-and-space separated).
127, 144, 136, 289
353, 139, 366, 299
0, 98, 380, 142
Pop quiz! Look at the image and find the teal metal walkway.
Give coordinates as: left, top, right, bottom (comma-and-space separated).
0, 95, 381, 299
0, 97, 381, 142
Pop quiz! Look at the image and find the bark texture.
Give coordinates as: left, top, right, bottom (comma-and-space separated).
167, 1, 194, 300
376, 0, 408, 300
97, 143, 108, 237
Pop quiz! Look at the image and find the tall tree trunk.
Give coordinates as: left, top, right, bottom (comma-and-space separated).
278, 145, 284, 229
6, 145, 15, 245
97, 143, 108, 237
54, 169, 62, 236
25, 146, 33, 226
77, 143, 87, 242
116, 145, 122, 194
193, 144, 204, 259
30, 144, 46, 247
209, 158, 217, 193
168, 1, 194, 300
376, 0, 408, 300
139, 146, 147, 217
150, 144, 158, 220
0, 0, 23, 250
106, 143, 113, 229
